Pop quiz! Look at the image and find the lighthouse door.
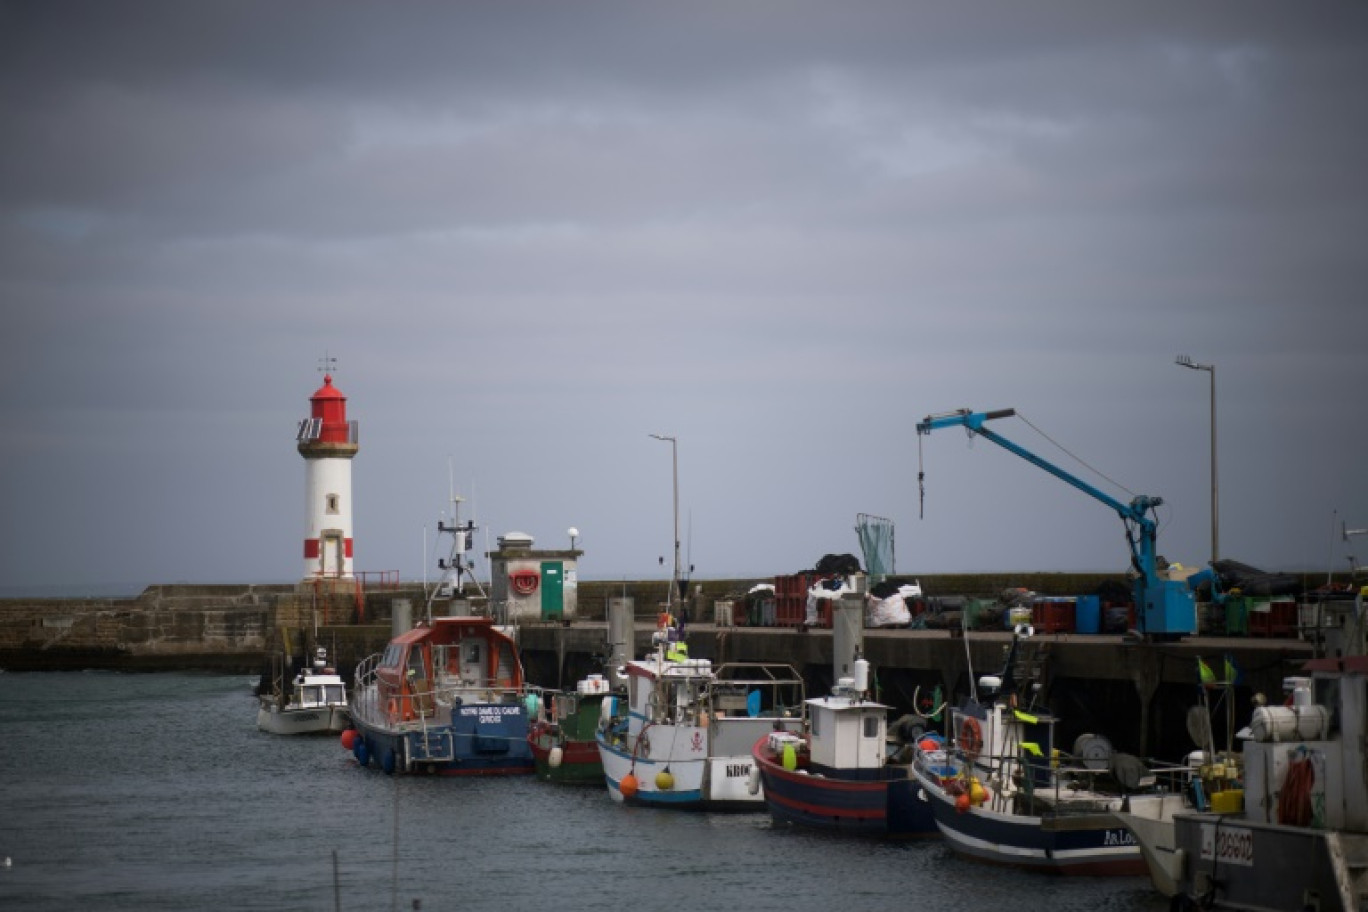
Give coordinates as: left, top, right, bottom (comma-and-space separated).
320, 531, 345, 577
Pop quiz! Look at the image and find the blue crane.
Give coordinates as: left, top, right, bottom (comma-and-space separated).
915, 408, 1196, 639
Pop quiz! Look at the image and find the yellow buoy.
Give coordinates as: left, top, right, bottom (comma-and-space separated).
655, 767, 675, 790
968, 778, 986, 806
781, 743, 798, 771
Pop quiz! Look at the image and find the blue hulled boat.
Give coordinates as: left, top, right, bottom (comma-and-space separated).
346, 616, 535, 776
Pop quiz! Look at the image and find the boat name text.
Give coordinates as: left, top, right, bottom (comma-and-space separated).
1103, 829, 1136, 847
1199, 824, 1254, 867
457, 705, 524, 721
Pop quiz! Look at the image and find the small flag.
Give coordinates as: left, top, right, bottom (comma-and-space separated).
1224, 655, 1242, 686
1198, 658, 1217, 688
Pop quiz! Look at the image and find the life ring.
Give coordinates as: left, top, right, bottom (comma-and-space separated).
959, 716, 984, 762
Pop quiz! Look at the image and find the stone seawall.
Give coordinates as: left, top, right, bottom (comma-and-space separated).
0, 581, 422, 671
0, 573, 1125, 672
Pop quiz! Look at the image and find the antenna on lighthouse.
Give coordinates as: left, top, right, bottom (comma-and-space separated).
318, 352, 338, 375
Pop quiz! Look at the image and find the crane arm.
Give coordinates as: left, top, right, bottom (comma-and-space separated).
916, 407, 1197, 638
915, 408, 1156, 528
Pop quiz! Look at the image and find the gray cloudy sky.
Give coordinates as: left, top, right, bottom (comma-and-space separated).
2, 2, 1365, 594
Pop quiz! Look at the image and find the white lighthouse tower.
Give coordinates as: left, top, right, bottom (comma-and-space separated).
297, 369, 358, 579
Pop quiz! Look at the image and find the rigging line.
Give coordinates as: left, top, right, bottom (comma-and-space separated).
917, 433, 925, 520
1014, 411, 1137, 499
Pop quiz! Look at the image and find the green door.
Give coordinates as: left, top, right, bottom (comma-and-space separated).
540, 562, 564, 620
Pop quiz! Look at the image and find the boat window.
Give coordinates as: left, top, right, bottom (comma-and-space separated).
323, 685, 344, 703
1318, 677, 1342, 734
301, 686, 321, 704
863, 714, 880, 739
461, 640, 485, 683
495, 649, 515, 685
407, 648, 426, 680
811, 713, 821, 737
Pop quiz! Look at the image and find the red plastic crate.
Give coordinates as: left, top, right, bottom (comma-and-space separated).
775, 594, 805, 628
1032, 598, 1076, 634
774, 573, 814, 598
1249, 598, 1297, 638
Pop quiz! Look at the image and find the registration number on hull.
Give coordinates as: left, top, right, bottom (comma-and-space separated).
1198, 824, 1254, 867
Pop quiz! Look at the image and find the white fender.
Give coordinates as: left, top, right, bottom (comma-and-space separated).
747, 764, 762, 795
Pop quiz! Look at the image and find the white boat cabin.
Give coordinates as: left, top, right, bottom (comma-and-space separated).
807, 695, 890, 770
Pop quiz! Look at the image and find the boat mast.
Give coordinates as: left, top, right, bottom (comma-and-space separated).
427, 464, 485, 624
649, 433, 681, 617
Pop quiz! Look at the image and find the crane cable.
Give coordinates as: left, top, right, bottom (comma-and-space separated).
1015, 411, 1137, 499
917, 433, 925, 519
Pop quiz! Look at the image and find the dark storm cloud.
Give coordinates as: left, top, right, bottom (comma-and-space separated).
0, 1, 1364, 590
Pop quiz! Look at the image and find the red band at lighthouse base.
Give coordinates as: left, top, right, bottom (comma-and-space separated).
303, 538, 354, 559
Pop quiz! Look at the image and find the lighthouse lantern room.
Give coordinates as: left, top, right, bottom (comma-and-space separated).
297, 372, 359, 579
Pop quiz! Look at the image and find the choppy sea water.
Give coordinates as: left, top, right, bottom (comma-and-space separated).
0, 672, 1168, 912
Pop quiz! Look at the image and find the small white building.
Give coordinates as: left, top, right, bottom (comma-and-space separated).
486, 532, 582, 623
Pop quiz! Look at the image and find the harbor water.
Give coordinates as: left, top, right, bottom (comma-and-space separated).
0, 672, 1168, 912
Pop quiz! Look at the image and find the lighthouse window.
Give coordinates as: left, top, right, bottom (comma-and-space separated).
326, 494, 339, 514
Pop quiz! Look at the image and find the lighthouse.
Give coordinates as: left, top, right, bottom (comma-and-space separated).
297, 372, 358, 579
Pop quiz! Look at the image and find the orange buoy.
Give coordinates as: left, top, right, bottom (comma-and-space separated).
620, 772, 639, 799
340, 729, 357, 751
955, 793, 971, 814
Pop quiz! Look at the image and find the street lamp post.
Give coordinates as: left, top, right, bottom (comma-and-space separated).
1176, 355, 1218, 564
649, 433, 680, 614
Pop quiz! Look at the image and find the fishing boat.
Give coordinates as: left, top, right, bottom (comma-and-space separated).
257, 645, 350, 735
529, 673, 615, 785
596, 614, 805, 809
346, 615, 535, 776
1159, 587, 1368, 911
909, 626, 1173, 875
751, 655, 942, 837
1109, 659, 1242, 899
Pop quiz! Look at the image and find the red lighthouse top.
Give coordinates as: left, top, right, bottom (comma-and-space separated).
308, 374, 352, 444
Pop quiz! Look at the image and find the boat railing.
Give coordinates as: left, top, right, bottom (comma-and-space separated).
351, 651, 531, 732
953, 746, 1197, 816
706, 663, 807, 719
350, 652, 384, 728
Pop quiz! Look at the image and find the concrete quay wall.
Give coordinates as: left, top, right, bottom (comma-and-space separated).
0, 573, 1114, 672
0, 576, 1329, 761
515, 621, 1315, 760
0, 581, 426, 672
